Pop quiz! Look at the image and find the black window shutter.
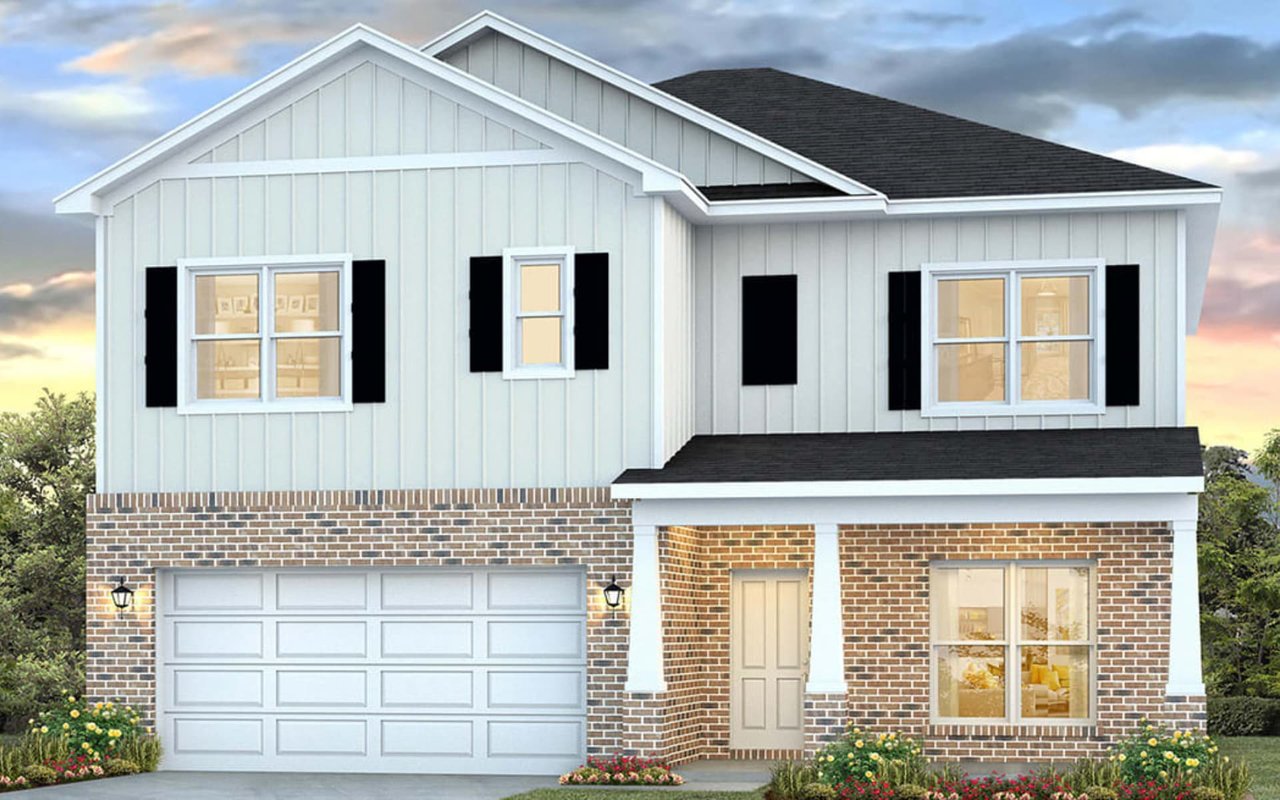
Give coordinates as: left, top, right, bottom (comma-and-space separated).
574, 252, 609, 370
888, 270, 922, 411
351, 259, 386, 403
741, 274, 797, 386
469, 256, 503, 372
144, 266, 178, 408
1106, 263, 1140, 406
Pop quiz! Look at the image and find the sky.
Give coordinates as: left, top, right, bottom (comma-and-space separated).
0, 0, 1277, 451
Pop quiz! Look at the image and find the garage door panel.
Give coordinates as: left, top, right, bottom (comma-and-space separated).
276, 670, 368, 708
487, 720, 582, 758
276, 719, 367, 755
276, 572, 368, 611
380, 620, 473, 658
171, 572, 265, 612
276, 621, 367, 658
173, 718, 264, 754
488, 670, 583, 711
381, 572, 474, 611
487, 620, 583, 659
171, 669, 264, 708
381, 720, 474, 756
381, 670, 474, 709
487, 571, 583, 611
172, 620, 264, 659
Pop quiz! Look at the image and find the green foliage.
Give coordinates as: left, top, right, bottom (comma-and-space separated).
0, 731, 70, 778
799, 783, 837, 800
1206, 696, 1280, 736
894, 784, 929, 800
104, 759, 140, 776
114, 734, 161, 772
18, 763, 57, 786
813, 728, 926, 787
0, 391, 94, 732
1060, 758, 1122, 792
1109, 723, 1219, 783
768, 761, 819, 799
1188, 787, 1224, 800
1199, 437, 1280, 699
1195, 754, 1251, 800
30, 694, 148, 761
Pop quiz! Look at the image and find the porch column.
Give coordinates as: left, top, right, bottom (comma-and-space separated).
625, 524, 667, 692
1166, 518, 1205, 696
806, 524, 847, 694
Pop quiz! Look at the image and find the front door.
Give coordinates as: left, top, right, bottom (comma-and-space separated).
729, 569, 808, 750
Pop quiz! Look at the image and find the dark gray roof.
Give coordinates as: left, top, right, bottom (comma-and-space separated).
655, 68, 1214, 200
614, 427, 1203, 484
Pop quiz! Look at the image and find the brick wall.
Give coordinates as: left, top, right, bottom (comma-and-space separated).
84, 489, 635, 756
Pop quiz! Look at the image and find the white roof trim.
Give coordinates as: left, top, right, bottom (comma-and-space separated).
55, 23, 686, 215
611, 475, 1204, 500
421, 10, 880, 200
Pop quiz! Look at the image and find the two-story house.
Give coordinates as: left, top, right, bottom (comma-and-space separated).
56, 11, 1219, 775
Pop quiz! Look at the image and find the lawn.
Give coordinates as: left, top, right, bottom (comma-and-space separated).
503, 791, 762, 800
1220, 737, 1280, 800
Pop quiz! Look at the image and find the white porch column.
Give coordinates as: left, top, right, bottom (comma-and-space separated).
1166, 518, 1205, 696
806, 523, 848, 694
624, 524, 667, 692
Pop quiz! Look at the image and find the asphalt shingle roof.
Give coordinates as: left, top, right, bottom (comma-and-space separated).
654, 68, 1214, 200
613, 427, 1203, 484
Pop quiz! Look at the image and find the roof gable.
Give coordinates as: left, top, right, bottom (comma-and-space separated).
655, 68, 1215, 200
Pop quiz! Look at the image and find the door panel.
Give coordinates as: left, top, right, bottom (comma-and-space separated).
730, 569, 809, 750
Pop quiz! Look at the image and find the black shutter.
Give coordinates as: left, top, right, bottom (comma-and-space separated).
469, 256, 503, 372
574, 252, 609, 370
351, 259, 386, 403
888, 271, 922, 411
144, 266, 178, 408
1106, 263, 1140, 406
741, 274, 797, 386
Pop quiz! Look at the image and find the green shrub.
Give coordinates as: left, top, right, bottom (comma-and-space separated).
814, 728, 926, 787
1109, 721, 1217, 783
1062, 758, 1121, 792
1082, 785, 1118, 800
1206, 696, 1280, 736
104, 758, 140, 776
0, 732, 71, 777
1189, 787, 1225, 800
114, 735, 161, 772
799, 782, 837, 800
29, 694, 148, 762
895, 783, 929, 800
19, 764, 58, 786
768, 760, 818, 799
1196, 756, 1251, 800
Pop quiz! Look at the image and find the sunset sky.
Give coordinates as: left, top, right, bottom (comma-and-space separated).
1, 0, 1277, 452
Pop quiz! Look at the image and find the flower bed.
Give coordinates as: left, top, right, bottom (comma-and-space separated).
558, 754, 686, 786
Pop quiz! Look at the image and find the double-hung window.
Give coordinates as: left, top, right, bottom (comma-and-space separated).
181, 255, 352, 411
503, 247, 574, 379
923, 259, 1102, 415
931, 562, 1095, 724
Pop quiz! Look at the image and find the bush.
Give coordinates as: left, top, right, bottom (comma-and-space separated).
768, 760, 818, 799
104, 759, 140, 776
1206, 696, 1280, 736
896, 783, 929, 800
114, 735, 161, 772
19, 764, 57, 786
1063, 758, 1121, 792
1189, 788, 1224, 800
814, 727, 927, 787
1109, 722, 1218, 783
558, 754, 684, 786
800, 783, 837, 800
1083, 785, 1119, 800
0, 732, 71, 777
1196, 756, 1251, 800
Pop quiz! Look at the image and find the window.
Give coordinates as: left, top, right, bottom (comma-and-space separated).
931, 562, 1094, 724
503, 247, 575, 379
179, 255, 352, 412
923, 260, 1102, 415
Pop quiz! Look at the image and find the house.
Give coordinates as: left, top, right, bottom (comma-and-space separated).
56, 11, 1219, 775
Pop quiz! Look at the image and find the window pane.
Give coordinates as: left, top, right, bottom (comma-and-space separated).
1020, 645, 1089, 719
1020, 566, 1090, 641
932, 568, 1005, 641
935, 645, 1006, 719
936, 343, 1006, 402
936, 278, 1005, 338
520, 263, 561, 313
1021, 275, 1090, 337
275, 338, 341, 398
195, 340, 260, 399
195, 274, 258, 335
275, 271, 340, 333
520, 317, 561, 365
1020, 341, 1090, 401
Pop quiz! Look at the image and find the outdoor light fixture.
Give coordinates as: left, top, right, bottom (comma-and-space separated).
110, 578, 134, 611
602, 576, 624, 609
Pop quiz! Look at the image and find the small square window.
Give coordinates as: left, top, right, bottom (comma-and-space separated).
504, 248, 575, 379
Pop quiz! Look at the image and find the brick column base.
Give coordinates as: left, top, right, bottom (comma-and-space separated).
1158, 694, 1208, 732
619, 692, 669, 756
805, 692, 849, 754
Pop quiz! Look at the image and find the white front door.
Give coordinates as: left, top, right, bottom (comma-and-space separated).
729, 569, 808, 750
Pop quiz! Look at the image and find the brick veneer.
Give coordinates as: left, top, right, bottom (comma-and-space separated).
84, 489, 637, 755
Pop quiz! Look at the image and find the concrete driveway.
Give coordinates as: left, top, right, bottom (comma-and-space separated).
28, 771, 552, 799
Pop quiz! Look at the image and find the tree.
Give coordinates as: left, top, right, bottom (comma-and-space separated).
0, 390, 94, 732
1199, 434, 1280, 697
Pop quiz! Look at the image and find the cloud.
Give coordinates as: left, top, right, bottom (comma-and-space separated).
0, 199, 94, 285
1200, 275, 1280, 335
1107, 144, 1263, 175
0, 271, 95, 333
0, 341, 43, 360
66, 22, 254, 78
896, 10, 983, 29
0, 79, 159, 133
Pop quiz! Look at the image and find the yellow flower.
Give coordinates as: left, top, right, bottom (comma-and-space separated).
1141, 751, 1149, 759
826, 755, 835, 762
1186, 759, 1200, 768
846, 753, 854, 759
865, 771, 875, 780
1117, 754, 1127, 762
108, 729, 122, 739
62, 723, 69, 731
67, 696, 75, 703
39, 726, 48, 734
870, 753, 882, 762
1223, 756, 1230, 763
70, 710, 80, 718
855, 740, 865, 749
81, 742, 91, 750
105, 702, 114, 709
1163, 751, 1175, 760
85, 722, 98, 732
1148, 738, 1159, 747
1159, 771, 1168, 780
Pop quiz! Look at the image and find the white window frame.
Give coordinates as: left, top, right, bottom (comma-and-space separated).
929, 560, 1097, 727
921, 258, 1106, 417
176, 254, 354, 414
502, 246, 575, 380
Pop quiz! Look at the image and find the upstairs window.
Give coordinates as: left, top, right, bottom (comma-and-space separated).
503, 247, 575, 379
923, 260, 1102, 415
180, 256, 352, 412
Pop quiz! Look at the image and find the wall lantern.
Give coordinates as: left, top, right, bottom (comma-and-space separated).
602, 576, 624, 609
110, 578, 134, 611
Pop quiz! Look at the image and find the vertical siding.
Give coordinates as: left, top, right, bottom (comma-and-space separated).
442, 31, 811, 187
694, 211, 1181, 435
661, 201, 696, 462
103, 164, 654, 492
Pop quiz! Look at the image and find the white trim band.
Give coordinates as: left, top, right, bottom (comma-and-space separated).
612, 476, 1203, 501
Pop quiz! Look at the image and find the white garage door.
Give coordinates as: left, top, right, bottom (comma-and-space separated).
156, 568, 588, 774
